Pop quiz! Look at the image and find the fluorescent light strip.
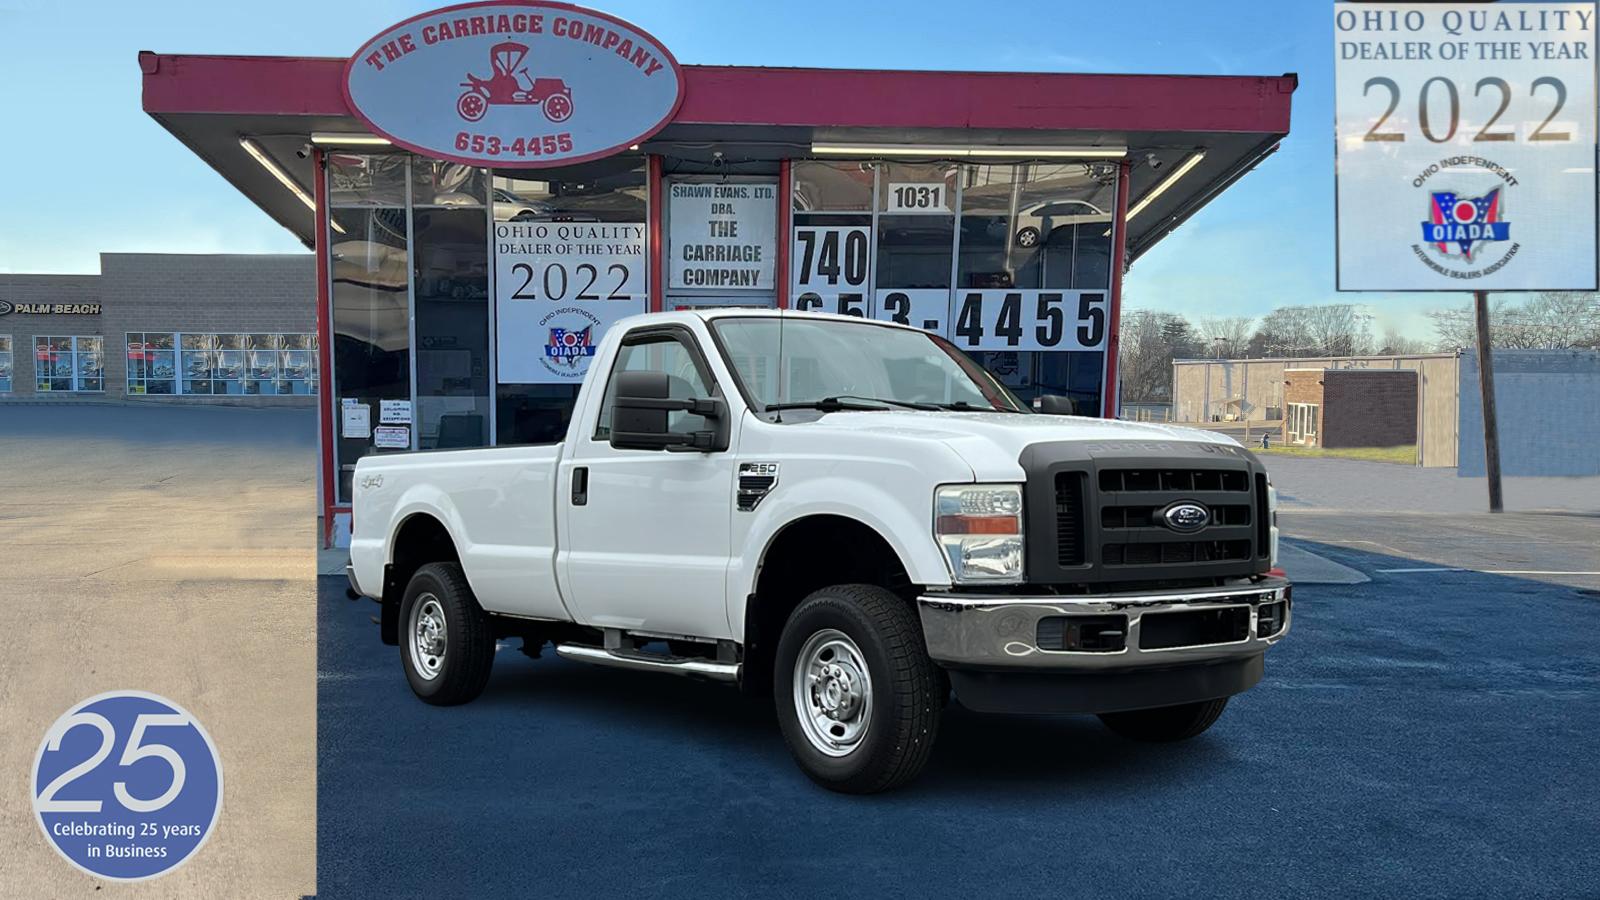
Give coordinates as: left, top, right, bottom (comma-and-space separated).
239, 137, 343, 234
1126, 151, 1206, 221
811, 143, 1125, 159
310, 132, 393, 146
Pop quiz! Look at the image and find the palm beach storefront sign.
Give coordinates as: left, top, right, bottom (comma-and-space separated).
343, 1, 685, 167
0, 301, 101, 316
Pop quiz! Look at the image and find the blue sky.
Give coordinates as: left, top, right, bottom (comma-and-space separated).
0, 0, 1444, 337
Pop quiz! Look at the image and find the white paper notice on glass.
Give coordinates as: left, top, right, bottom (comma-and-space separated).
373, 425, 410, 449
341, 401, 371, 439
379, 399, 413, 425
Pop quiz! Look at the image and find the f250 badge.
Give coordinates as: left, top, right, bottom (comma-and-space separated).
736, 462, 779, 511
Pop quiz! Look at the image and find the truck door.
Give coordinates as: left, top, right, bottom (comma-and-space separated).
560, 326, 736, 638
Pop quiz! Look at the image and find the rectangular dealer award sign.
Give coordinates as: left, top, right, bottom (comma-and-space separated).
1334, 2, 1597, 291
494, 220, 647, 384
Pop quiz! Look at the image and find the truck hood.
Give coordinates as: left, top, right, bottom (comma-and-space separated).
788, 411, 1242, 480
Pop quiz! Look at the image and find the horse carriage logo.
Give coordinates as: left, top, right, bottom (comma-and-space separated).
456, 41, 574, 123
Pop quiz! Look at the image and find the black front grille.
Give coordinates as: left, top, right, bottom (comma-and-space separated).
1054, 473, 1086, 566
1103, 540, 1252, 566
1099, 468, 1250, 493
1022, 441, 1271, 585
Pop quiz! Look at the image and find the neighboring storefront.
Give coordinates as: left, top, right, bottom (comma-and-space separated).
1282, 367, 1418, 450
138, 2, 1295, 544
0, 253, 315, 404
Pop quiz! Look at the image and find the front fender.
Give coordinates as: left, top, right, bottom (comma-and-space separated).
726, 476, 953, 640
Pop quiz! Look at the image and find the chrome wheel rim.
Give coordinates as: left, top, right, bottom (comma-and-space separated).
410, 594, 447, 681
792, 628, 872, 757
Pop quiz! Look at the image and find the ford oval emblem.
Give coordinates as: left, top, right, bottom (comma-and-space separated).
1162, 502, 1210, 533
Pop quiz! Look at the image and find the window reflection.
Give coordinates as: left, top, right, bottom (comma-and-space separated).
330, 154, 411, 502
414, 207, 490, 449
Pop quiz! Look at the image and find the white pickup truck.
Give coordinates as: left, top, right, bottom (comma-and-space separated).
348, 310, 1291, 793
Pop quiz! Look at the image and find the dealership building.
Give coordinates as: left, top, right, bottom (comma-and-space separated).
137, 2, 1296, 544
0, 253, 315, 403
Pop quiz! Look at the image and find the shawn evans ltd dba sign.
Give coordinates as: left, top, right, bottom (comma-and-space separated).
343, 1, 685, 167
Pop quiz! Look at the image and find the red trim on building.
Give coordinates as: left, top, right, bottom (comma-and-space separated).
140, 52, 1295, 135
776, 159, 792, 309
1101, 159, 1133, 419
648, 154, 664, 313
312, 148, 338, 547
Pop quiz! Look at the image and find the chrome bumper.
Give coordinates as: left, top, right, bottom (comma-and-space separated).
917, 578, 1291, 671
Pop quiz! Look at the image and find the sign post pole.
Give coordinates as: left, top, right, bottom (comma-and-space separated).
1472, 290, 1503, 513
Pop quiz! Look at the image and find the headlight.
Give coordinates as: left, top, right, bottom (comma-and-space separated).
935, 484, 1025, 582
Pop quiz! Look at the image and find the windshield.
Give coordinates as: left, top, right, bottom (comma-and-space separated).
710, 316, 1027, 413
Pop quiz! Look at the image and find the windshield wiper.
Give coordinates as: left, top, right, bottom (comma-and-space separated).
765, 395, 940, 413
930, 400, 1023, 413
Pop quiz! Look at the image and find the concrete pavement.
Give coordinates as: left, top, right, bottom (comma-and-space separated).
0, 405, 317, 898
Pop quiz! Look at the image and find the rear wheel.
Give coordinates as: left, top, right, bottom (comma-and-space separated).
400, 562, 496, 705
774, 584, 942, 793
1097, 697, 1229, 742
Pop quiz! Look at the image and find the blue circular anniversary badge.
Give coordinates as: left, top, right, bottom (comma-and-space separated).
31, 691, 223, 881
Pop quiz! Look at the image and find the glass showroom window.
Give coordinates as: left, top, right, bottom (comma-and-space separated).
791, 161, 874, 318
163, 332, 319, 396
0, 335, 12, 392
126, 332, 177, 395
492, 157, 647, 446
329, 153, 411, 503
956, 162, 1117, 413
35, 336, 102, 393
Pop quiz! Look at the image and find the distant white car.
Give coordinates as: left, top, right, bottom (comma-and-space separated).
1012, 199, 1111, 248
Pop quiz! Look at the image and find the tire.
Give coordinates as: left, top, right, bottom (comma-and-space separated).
399, 562, 496, 706
1015, 226, 1041, 248
1097, 697, 1229, 742
774, 584, 942, 794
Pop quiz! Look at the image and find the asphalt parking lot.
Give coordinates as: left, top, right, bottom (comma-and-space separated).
316, 457, 1600, 899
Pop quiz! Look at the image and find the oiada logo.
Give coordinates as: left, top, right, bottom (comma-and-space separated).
1414, 178, 1517, 279
344, 1, 685, 168
538, 305, 602, 379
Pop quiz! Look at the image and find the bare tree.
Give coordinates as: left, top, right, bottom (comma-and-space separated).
1248, 304, 1372, 357
1119, 309, 1200, 403
1428, 292, 1600, 350
1195, 316, 1256, 358
1376, 327, 1431, 356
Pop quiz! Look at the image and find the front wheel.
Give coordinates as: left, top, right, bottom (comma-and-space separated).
1097, 697, 1229, 742
774, 584, 942, 793
399, 562, 496, 705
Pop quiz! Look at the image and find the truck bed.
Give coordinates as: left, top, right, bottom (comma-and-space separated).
348, 443, 569, 621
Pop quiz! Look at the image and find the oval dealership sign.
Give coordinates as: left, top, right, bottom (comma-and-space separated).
343, 1, 684, 168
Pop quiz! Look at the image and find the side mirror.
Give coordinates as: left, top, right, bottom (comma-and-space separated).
1036, 394, 1079, 416
609, 370, 726, 452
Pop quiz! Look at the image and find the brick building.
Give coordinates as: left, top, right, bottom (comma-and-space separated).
1282, 367, 1417, 450
0, 253, 315, 405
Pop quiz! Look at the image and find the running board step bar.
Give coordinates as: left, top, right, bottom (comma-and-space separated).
554, 644, 740, 683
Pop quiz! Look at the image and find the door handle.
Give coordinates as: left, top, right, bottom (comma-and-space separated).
571, 466, 588, 506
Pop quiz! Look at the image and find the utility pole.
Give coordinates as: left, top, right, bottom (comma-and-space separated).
1473, 290, 1503, 513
